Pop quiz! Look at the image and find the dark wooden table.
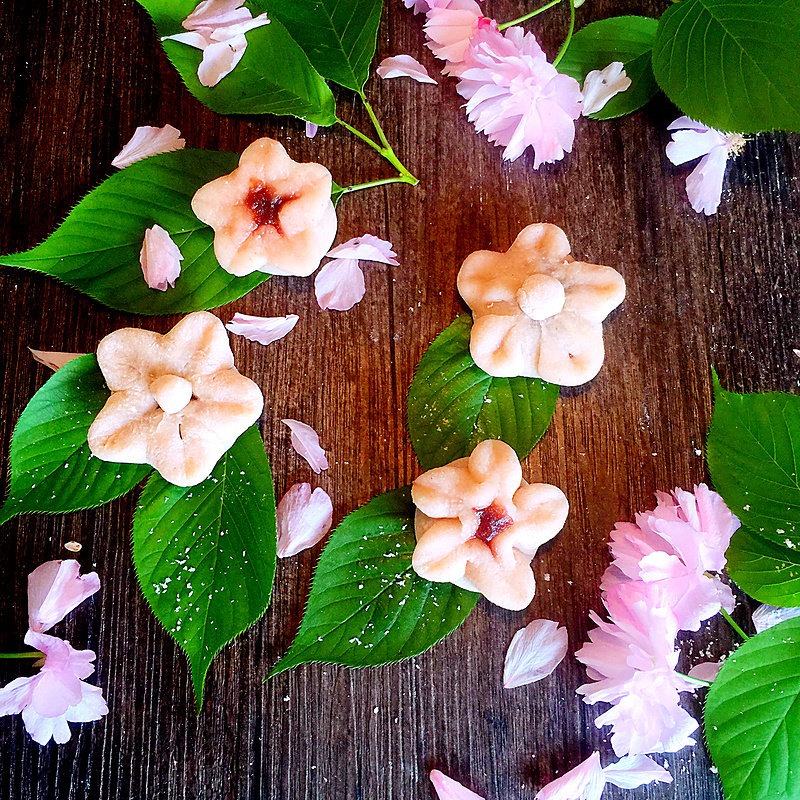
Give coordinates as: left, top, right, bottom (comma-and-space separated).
1, 1, 797, 798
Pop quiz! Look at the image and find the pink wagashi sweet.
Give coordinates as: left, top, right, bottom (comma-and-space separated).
282, 419, 329, 474
139, 224, 183, 291
503, 618, 568, 688
0, 631, 107, 745
28, 560, 100, 633
225, 313, 299, 346
111, 124, 185, 168
276, 483, 334, 558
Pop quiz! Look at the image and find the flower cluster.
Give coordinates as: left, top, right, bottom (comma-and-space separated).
575, 484, 740, 756
0, 560, 107, 745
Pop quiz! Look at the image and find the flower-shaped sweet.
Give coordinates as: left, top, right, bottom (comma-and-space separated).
457, 223, 626, 385
411, 439, 569, 610
191, 137, 337, 277
87, 311, 263, 487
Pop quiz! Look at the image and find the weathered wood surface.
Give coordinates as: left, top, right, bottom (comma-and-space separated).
0, 0, 797, 798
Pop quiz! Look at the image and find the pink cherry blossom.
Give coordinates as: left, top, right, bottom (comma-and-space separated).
305, 122, 319, 139
29, 349, 84, 371
0, 631, 107, 745
580, 62, 630, 116
326, 235, 399, 265
455, 25, 582, 165
377, 55, 438, 84
424, 1, 487, 69
753, 603, 800, 634
277, 483, 334, 558
226, 313, 299, 346
163, 0, 271, 88
111, 124, 185, 168
314, 259, 366, 311
430, 770, 486, 800
534, 752, 672, 800
282, 419, 329, 473
666, 116, 746, 215
139, 225, 183, 291
28, 560, 100, 633
503, 618, 568, 688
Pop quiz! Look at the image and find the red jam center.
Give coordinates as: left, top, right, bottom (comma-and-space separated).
245, 182, 292, 232
473, 502, 513, 543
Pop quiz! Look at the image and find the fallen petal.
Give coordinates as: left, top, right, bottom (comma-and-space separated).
687, 661, 724, 683
430, 770, 486, 800
377, 54, 438, 84
602, 754, 673, 789
183, 0, 253, 31
503, 618, 568, 688
581, 62, 631, 116
28, 560, 100, 633
752, 603, 800, 634
685, 146, 728, 216
140, 225, 183, 290
197, 34, 249, 87
326, 234, 399, 265
226, 313, 299, 345
282, 419, 329, 473
276, 483, 334, 557
111, 124, 185, 168
305, 122, 319, 138
535, 752, 605, 800
29, 350, 84, 371
315, 259, 366, 311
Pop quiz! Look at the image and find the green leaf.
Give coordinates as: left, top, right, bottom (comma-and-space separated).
407, 315, 558, 471
652, 0, 800, 133
705, 616, 800, 800
0, 150, 273, 315
559, 16, 659, 120
0, 355, 149, 526
707, 374, 800, 604
132, 425, 277, 707
259, 0, 384, 92
135, 0, 336, 124
270, 487, 477, 675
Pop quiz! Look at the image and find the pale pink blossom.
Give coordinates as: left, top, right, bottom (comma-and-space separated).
28, 560, 100, 634
111, 124, 185, 168
430, 769, 485, 800
456, 25, 582, 165
403, 0, 432, 12
305, 122, 319, 138
581, 62, 630, 116
225, 313, 299, 345
503, 618, 568, 688
424, 0, 487, 69
326, 235, 399, 265
666, 116, 746, 215
163, 0, 271, 88
753, 603, 800, 634
377, 54, 438, 84
0, 631, 107, 745
29, 350, 84, 371
139, 224, 183, 291
314, 259, 366, 311
602, 755, 672, 789
282, 419, 329, 473
277, 483, 333, 558
687, 660, 724, 683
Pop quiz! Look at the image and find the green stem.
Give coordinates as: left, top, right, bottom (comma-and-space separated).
721, 607, 750, 641
498, 0, 562, 30
0, 651, 44, 659
335, 118, 383, 153
339, 176, 415, 195
552, 0, 575, 67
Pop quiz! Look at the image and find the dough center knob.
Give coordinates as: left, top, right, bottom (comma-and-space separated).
150, 374, 193, 414
516, 273, 566, 320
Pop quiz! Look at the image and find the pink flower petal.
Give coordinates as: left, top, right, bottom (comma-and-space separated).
314, 259, 366, 311
753, 603, 800, 634
29, 349, 84, 371
665, 128, 726, 166
226, 313, 299, 345
183, 0, 252, 31
111, 124, 185, 168
377, 55, 438, 84
305, 122, 319, 138
503, 618, 568, 688
28, 560, 101, 633
196, 34, 249, 87
424, 2, 485, 65
140, 224, 183, 291
581, 62, 631, 116
602, 755, 672, 789
430, 770, 486, 800
684, 146, 728, 215
326, 234, 399, 265
276, 483, 333, 557
687, 660, 724, 683
282, 419, 329, 473
403, 0, 432, 13
534, 752, 605, 800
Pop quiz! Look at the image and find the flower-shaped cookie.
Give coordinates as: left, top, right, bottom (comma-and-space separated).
457, 223, 626, 385
411, 439, 568, 610
192, 137, 337, 277
87, 311, 263, 487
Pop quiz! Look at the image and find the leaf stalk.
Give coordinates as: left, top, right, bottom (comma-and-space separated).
498, 0, 563, 30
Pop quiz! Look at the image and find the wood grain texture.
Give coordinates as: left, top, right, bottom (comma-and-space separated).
0, 1, 797, 798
